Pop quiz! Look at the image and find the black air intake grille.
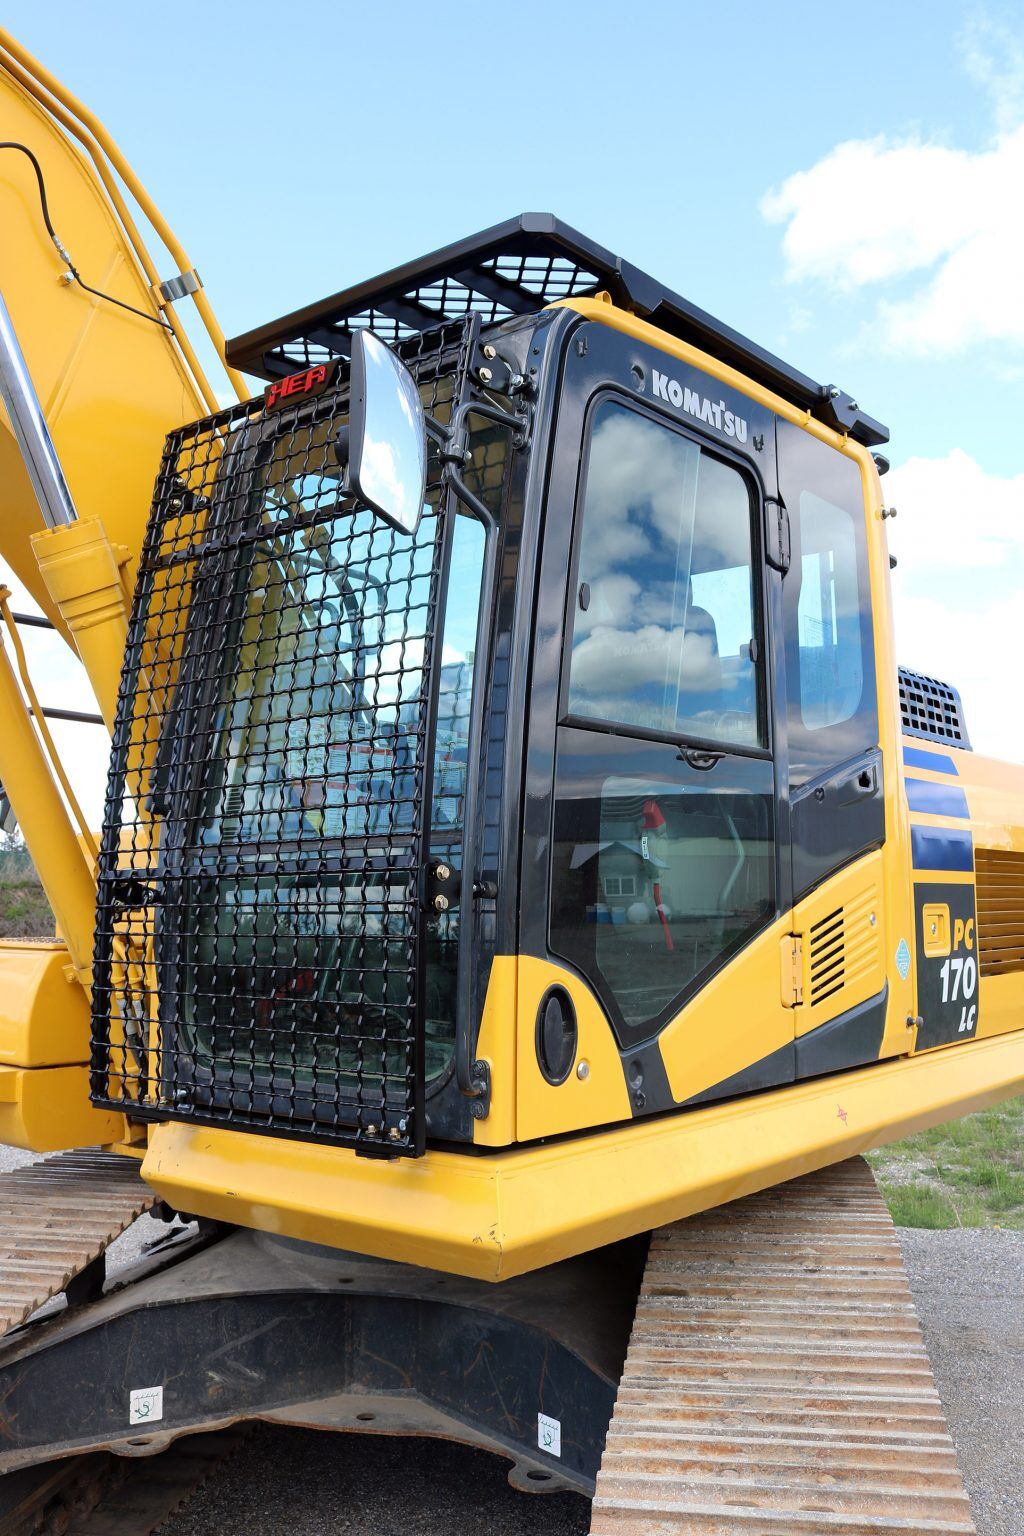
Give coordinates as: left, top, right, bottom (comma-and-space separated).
89, 319, 477, 1156
899, 667, 971, 749
809, 908, 845, 1006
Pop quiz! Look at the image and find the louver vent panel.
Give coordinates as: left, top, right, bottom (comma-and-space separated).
976, 848, 1024, 978
806, 886, 881, 1010
809, 909, 845, 1006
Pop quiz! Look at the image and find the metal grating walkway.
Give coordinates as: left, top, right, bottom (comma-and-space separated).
591, 1157, 975, 1534
1, 1150, 155, 1337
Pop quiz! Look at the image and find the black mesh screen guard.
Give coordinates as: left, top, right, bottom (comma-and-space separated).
90, 319, 478, 1156
899, 666, 971, 750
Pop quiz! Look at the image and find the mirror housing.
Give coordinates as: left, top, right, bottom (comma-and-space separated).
346, 331, 427, 535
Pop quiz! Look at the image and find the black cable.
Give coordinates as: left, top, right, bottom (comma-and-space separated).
1, 140, 172, 329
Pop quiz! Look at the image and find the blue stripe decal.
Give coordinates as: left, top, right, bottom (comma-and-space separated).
903, 746, 959, 777
911, 826, 974, 873
906, 777, 971, 819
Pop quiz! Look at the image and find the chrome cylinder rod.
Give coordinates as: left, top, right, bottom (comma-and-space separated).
0, 287, 77, 527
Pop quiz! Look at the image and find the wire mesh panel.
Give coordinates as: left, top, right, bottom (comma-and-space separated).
91, 320, 477, 1156
898, 666, 971, 749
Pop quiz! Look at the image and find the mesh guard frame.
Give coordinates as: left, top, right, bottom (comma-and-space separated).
90, 317, 480, 1158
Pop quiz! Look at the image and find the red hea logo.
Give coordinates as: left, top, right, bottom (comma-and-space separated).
264, 361, 337, 411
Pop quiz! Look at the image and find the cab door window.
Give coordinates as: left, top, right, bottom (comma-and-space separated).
550, 397, 774, 1041
566, 400, 762, 748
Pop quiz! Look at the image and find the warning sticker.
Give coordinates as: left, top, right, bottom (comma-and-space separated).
895, 938, 911, 981
129, 1386, 163, 1426
538, 1412, 561, 1457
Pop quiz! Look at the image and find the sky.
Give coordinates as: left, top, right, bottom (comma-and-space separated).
2, 0, 1023, 822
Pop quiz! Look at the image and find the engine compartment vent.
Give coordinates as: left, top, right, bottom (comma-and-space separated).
809, 908, 845, 1006
899, 667, 971, 749
976, 848, 1024, 978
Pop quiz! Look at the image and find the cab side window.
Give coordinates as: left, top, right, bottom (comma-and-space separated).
567, 399, 763, 749
779, 421, 877, 785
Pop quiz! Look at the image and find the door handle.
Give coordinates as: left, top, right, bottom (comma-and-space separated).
678, 746, 724, 771
834, 761, 879, 806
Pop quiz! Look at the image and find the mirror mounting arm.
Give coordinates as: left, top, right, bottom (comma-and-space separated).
428, 394, 527, 1118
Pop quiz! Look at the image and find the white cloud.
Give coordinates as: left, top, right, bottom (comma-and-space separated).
761, 16, 1024, 357
961, 13, 1024, 135
886, 450, 1024, 763
761, 126, 1024, 354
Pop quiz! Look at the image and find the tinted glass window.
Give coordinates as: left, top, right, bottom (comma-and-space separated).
797, 493, 864, 730
549, 731, 775, 1036
779, 422, 877, 784
567, 400, 761, 748
186, 418, 489, 1086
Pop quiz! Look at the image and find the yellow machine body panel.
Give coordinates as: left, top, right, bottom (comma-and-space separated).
143, 1025, 1024, 1282
0, 1063, 123, 1151
0, 939, 89, 1066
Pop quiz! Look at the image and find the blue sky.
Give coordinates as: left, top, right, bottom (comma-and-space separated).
3, 0, 1023, 777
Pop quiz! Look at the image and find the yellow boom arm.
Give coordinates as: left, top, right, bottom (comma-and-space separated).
0, 32, 244, 1150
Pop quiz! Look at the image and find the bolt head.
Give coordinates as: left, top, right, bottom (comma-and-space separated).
433, 893, 449, 913
576, 1060, 590, 1080
478, 366, 493, 383
483, 344, 496, 359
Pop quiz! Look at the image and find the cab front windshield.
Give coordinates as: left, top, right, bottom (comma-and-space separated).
181, 414, 486, 1096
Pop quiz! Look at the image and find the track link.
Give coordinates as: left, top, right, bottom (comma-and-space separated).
1, 1151, 155, 1337
591, 1157, 975, 1535
0, 1428, 249, 1536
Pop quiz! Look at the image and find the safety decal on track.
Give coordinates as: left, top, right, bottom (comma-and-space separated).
538, 1413, 561, 1457
129, 1386, 164, 1426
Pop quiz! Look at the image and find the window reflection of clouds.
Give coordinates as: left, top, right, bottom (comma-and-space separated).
569, 401, 759, 745
796, 491, 864, 730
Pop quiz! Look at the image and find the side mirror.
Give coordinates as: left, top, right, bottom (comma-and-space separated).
347, 331, 427, 535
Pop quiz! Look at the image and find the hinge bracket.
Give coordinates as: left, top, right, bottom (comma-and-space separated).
156, 269, 203, 305
764, 496, 791, 574
780, 934, 804, 1007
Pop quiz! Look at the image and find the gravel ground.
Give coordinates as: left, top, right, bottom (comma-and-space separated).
3, 1140, 1021, 1535
899, 1228, 1024, 1536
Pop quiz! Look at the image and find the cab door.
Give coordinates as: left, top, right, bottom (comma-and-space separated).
518, 319, 789, 1130
776, 418, 890, 1070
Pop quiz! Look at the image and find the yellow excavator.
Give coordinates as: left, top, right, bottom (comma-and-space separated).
1, 26, 1022, 1533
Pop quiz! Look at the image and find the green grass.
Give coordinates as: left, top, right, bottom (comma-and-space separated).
868, 1094, 1024, 1229
0, 843, 55, 939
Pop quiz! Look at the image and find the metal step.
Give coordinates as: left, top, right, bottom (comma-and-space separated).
590, 1156, 976, 1535
1, 1151, 155, 1337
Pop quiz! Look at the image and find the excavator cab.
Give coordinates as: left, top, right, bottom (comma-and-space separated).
88, 217, 907, 1170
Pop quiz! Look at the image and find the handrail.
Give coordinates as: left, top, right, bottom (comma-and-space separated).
0, 28, 248, 409
0, 587, 98, 860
